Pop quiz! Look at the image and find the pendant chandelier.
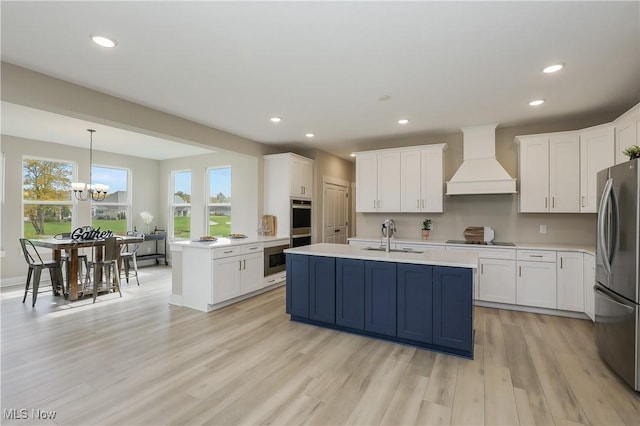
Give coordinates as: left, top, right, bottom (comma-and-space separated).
71, 129, 109, 201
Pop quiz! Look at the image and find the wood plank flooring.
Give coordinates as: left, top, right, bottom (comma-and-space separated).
2, 266, 639, 425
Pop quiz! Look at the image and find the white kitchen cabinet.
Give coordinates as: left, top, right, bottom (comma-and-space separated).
479, 258, 517, 304
556, 251, 584, 312
264, 152, 314, 200
614, 103, 640, 165
580, 125, 615, 212
290, 155, 314, 198
516, 250, 557, 309
355, 150, 401, 212
212, 246, 265, 304
584, 253, 595, 321
400, 144, 446, 213
516, 133, 580, 213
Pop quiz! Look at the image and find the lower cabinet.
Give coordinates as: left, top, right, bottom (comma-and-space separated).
336, 258, 365, 330
516, 260, 557, 308
397, 263, 433, 343
557, 251, 584, 312
584, 254, 596, 321
478, 258, 516, 304
286, 254, 310, 318
364, 261, 397, 337
309, 256, 336, 323
212, 252, 265, 304
286, 254, 474, 358
433, 266, 473, 351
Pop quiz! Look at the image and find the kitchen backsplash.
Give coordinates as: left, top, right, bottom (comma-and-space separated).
354, 194, 597, 246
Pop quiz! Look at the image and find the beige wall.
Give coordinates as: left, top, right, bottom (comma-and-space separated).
354, 112, 626, 246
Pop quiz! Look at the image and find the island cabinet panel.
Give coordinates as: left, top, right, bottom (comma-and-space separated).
336, 258, 365, 330
433, 266, 473, 352
286, 254, 310, 318
309, 256, 336, 323
397, 263, 433, 343
364, 261, 397, 337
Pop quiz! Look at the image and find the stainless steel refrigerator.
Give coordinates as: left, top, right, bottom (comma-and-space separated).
595, 158, 640, 391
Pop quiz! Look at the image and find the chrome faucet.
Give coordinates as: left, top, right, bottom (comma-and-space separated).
382, 219, 396, 253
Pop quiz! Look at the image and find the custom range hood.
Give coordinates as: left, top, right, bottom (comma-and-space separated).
446, 123, 517, 195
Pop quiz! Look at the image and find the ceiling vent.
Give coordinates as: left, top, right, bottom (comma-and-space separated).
446, 124, 517, 195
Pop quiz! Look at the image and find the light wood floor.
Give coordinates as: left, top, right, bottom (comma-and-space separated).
2, 267, 639, 426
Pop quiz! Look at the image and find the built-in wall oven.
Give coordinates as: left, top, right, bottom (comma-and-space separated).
291, 199, 312, 247
264, 243, 288, 276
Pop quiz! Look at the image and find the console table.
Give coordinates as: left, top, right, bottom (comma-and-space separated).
137, 231, 168, 265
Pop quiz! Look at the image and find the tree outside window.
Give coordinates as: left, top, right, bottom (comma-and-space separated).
207, 167, 231, 237
22, 158, 73, 239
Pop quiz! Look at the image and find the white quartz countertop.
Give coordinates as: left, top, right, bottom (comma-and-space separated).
170, 236, 289, 249
285, 243, 478, 269
348, 237, 595, 256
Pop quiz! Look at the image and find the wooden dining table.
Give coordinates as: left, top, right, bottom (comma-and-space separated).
30, 235, 144, 301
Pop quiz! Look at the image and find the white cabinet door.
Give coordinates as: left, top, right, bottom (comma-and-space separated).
400, 149, 422, 212
377, 151, 401, 212
478, 258, 516, 304
422, 148, 444, 212
240, 252, 264, 293
615, 104, 640, 164
549, 134, 580, 212
517, 260, 557, 308
290, 156, 313, 199
356, 153, 378, 212
584, 254, 595, 321
519, 136, 550, 212
212, 256, 241, 303
557, 251, 584, 312
580, 126, 615, 212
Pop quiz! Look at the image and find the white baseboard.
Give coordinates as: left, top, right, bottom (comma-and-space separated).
168, 294, 183, 306
474, 300, 589, 320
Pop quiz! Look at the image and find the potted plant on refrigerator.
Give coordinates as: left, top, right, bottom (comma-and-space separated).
421, 219, 432, 240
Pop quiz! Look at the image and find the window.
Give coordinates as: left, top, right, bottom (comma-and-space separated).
171, 170, 191, 239
91, 166, 130, 234
22, 157, 73, 239
207, 167, 231, 237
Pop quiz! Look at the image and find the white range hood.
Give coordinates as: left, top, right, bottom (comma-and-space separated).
446, 123, 517, 195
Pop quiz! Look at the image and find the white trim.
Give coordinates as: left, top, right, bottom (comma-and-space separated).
474, 300, 589, 320
322, 175, 350, 187
169, 294, 183, 306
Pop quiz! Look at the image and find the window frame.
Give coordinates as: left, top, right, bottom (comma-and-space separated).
90, 164, 132, 234
21, 155, 76, 239
206, 166, 232, 237
170, 169, 192, 240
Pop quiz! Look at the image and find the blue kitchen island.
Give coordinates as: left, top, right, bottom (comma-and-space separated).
284, 243, 479, 359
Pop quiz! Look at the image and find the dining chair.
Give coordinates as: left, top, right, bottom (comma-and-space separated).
54, 233, 90, 291
120, 231, 144, 285
87, 236, 122, 303
19, 238, 64, 307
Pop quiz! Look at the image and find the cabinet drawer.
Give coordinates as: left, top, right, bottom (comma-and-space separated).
446, 246, 515, 260
396, 243, 445, 252
517, 250, 556, 262
213, 247, 242, 259
242, 244, 263, 254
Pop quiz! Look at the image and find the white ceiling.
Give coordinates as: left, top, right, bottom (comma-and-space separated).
1, 1, 639, 159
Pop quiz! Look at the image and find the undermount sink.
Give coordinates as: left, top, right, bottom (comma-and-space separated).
362, 247, 424, 254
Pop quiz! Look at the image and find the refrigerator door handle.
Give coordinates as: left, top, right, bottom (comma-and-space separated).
594, 286, 635, 313
597, 178, 613, 274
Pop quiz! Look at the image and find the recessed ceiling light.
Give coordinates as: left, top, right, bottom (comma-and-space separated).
350, 153, 356, 157
543, 64, 564, 73
305, 133, 315, 138
270, 117, 282, 123
91, 35, 117, 48
529, 99, 545, 106
398, 119, 409, 125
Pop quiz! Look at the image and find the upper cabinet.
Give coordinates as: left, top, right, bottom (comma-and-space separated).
516, 133, 580, 213
400, 144, 446, 213
579, 125, 615, 213
356, 151, 401, 212
355, 144, 446, 213
264, 153, 314, 200
614, 103, 640, 165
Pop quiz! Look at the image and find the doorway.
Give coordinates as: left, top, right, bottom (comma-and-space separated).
322, 180, 349, 244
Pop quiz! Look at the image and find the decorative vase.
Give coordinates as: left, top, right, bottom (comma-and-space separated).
422, 229, 430, 240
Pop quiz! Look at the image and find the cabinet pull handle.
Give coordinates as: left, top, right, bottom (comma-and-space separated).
373, 200, 376, 209
224, 250, 233, 254
249, 247, 258, 250
581, 196, 585, 208
238, 260, 242, 270
481, 264, 484, 274
422, 199, 425, 208
560, 257, 563, 268
552, 197, 555, 208
243, 259, 246, 270
417, 199, 420, 208
530, 255, 543, 258
519, 266, 522, 277
268, 279, 275, 283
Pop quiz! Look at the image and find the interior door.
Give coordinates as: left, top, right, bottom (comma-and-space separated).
323, 182, 348, 244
